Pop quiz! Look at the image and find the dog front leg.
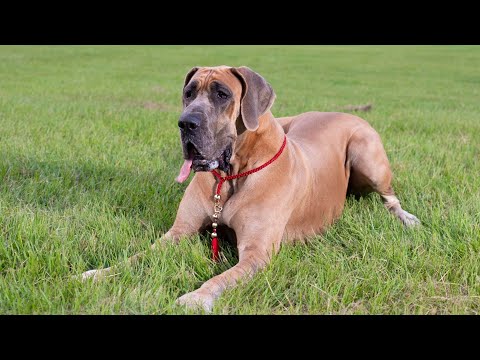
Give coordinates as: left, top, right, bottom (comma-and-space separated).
78, 177, 211, 282
176, 226, 283, 313
78, 227, 193, 281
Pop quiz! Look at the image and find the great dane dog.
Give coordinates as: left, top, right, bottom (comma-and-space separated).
81, 66, 420, 312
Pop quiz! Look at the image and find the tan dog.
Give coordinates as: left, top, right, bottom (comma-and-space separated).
81, 66, 420, 312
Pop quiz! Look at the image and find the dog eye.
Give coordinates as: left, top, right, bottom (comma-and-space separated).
185, 90, 192, 98
217, 91, 228, 99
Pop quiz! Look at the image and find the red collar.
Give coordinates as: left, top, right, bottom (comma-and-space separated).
209, 135, 287, 261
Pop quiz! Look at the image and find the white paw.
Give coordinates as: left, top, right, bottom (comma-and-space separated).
75, 269, 108, 282
399, 210, 421, 227
81, 269, 100, 280
176, 290, 215, 313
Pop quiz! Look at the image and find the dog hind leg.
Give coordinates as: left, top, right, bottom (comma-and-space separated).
346, 126, 420, 227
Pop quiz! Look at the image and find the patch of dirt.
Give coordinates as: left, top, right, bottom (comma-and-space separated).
340, 103, 373, 112
337, 300, 368, 314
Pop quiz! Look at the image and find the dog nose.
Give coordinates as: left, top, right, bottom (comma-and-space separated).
178, 113, 201, 131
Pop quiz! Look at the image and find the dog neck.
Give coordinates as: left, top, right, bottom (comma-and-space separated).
229, 111, 286, 176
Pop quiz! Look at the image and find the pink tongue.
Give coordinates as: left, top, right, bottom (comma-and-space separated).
176, 159, 193, 183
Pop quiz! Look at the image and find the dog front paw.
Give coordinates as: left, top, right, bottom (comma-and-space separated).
175, 290, 215, 313
74, 268, 111, 282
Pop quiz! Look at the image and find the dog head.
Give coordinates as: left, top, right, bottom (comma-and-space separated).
176, 66, 276, 182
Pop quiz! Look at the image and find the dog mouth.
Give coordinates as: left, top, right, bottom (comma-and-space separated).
176, 140, 232, 183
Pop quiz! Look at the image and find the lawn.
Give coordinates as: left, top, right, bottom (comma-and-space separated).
0, 45, 479, 314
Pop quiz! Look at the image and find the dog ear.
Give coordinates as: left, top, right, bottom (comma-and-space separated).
183, 67, 199, 88
231, 66, 276, 131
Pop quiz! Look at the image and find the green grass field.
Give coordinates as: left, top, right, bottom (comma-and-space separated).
0, 45, 479, 314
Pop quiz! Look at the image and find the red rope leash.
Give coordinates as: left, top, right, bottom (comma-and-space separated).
209, 135, 287, 261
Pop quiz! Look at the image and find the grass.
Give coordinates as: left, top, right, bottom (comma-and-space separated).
0, 45, 479, 314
